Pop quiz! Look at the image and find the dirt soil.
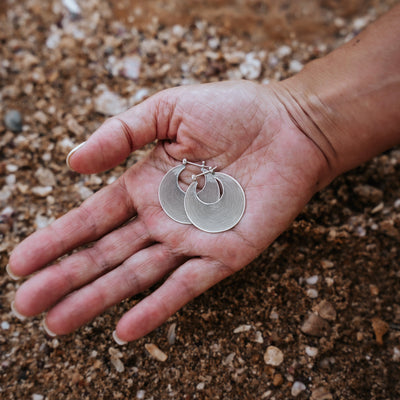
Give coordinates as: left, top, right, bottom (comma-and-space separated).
1, 0, 400, 399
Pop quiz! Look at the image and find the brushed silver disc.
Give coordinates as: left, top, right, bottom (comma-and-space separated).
159, 165, 221, 224
159, 165, 189, 224
184, 172, 245, 233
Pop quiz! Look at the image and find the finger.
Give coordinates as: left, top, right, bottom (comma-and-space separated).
115, 258, 233, 342
68, 89, 179, 174
13, 217, 152, 317
8, 177, 136, 277
43, 244, 182, 335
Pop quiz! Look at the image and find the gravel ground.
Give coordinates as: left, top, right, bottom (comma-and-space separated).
1, 0, 400, 399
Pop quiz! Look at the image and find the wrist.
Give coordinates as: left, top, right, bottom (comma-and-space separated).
270, 4, 400, 184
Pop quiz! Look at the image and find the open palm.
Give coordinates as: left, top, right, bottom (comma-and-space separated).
9, 80, 327, 342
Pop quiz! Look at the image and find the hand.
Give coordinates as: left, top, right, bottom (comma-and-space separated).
8, 80, 328, 342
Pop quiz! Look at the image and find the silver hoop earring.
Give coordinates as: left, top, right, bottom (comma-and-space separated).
184, 171, 246, 233
159, 164, 190, 224
158, 160, 220, 224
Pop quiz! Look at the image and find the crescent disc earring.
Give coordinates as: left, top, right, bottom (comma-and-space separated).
184, 170, 246, 233
158, 163, 190, 224
158, 159, 220, 224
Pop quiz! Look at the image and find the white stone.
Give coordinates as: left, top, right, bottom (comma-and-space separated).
32, 186, 53, 197
289, 60, 303, 73
393, 347, 400, 362
1, 206, 14, 217
46, 29, 61, 49
253, 331, 264, 344
306, 288, 319, 299
196, 382, 205, 390
233, 324, 252, 333
306, 275, 319, 285
6, 174, 16, 185
35, 214, 54, 229
305, 346, 318, 357
94, 88, 128, 116
1, 321, 10, 330
32, 395, 44, 400
110, 356, 124, 373
239, 53, 262, 80
62, 0, 81, 14
78, 185, 94, 200
35, 167, 56, 186
136, 390, 146, 399
129, 88, 150, 106
59, 137, 75, 149
276, 45, 292, 58
264, 346, 284, 366
353, 17, 369, 31
6, 164, 18, 172
291, 381, 306, 397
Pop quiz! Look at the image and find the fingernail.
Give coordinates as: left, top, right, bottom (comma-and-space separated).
11, 301, 27, 321
42, 319, 57, 337
112, 330, 128, 346
6, 264, 21, 281
66, 141, 86, 169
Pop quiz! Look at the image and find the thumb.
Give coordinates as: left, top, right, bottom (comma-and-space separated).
66, 91, 175, 174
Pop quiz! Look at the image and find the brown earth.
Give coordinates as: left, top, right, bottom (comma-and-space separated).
0, 0, 399, 399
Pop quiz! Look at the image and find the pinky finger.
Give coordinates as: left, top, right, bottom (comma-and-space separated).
115, 258, 233, 342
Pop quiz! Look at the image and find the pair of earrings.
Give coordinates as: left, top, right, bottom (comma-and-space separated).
158, 159, 246, 233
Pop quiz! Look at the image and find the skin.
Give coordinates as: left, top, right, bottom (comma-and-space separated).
8, 4, 400, 343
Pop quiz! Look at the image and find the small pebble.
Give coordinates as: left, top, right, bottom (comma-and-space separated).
233, 324, 252, 333
306, 288, 319, 299
239, 52, 262, 80
1, 321, 10, 330
301, 313, 330, 337
62, 0, 81, 15
94, 88, 128, 116
369, 284, 379, 296
305, 346, 318, 357
270, 310, 279, 320
272, 373, 284, 386
354, 184, 383, 204
276, 45, 292, 58
261, 390, 272, 399
311, 386, 333, 400
289, 60, 303, 73
6, 164, 18, 173
252, 330, 264, 344
136, 390, 146, 399
320, 259, 334, 269
393, 347, 400, 362
306, 275, 319, 285
167, 322, 176, 345
32, 186, 53, 197
145, 343, 168, 362
222, 352, 236, 366
4, 110, 23, 133
110, 356, 125, 373
315, 300, 337, 321
291, 381, 306, 397
264, 346, 284, 366
35, 167, 56, 187
32, 395, 44, 400
78, 185, 94, 200
196, 382, 205, 390
371, 317, 389, 345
